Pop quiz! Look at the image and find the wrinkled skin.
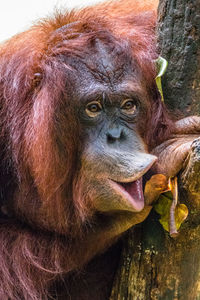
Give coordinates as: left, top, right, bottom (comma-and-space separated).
152, 116, 200, 177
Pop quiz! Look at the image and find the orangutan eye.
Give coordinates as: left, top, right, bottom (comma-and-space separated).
120, 99, 138, 114
85, 101, 102, 117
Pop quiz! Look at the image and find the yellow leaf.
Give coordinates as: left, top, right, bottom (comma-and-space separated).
174, 204, 188, 230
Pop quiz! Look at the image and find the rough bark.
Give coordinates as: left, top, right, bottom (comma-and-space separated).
110, 1, 200, 299
157, 0, 200, 115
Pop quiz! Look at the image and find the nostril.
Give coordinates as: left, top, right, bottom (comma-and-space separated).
106, 128, 125, 143
107, 133, 117, 143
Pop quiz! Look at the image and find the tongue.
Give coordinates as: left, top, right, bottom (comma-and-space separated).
121, 178, 144, 211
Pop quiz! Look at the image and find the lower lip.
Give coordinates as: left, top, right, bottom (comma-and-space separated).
109, 177, 144, 212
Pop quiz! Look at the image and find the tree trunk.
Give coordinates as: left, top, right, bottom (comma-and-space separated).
110, 1, 200, 299
158, 0, 200, 115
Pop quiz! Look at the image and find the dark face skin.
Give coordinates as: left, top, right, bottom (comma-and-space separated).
66, 37, 157, 214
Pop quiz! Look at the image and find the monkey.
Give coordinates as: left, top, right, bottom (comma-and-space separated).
0, 0, 199, 299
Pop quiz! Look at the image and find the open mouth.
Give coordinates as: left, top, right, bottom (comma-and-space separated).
107, 154, 157, 212
108, 177, 144, 212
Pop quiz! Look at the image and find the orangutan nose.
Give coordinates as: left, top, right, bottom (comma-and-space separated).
106, 127, 125, 144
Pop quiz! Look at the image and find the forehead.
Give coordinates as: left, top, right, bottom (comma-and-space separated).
63, 33, 142, 95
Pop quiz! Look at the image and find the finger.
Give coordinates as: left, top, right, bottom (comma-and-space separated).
173, 116, 200, 134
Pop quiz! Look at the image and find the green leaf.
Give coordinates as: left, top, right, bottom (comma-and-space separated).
154, 192, 172, 231
155, 57, 168, 102
154, 191, 188, 233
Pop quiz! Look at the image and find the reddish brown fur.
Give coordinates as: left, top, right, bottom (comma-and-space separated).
0, 1, 175, 299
